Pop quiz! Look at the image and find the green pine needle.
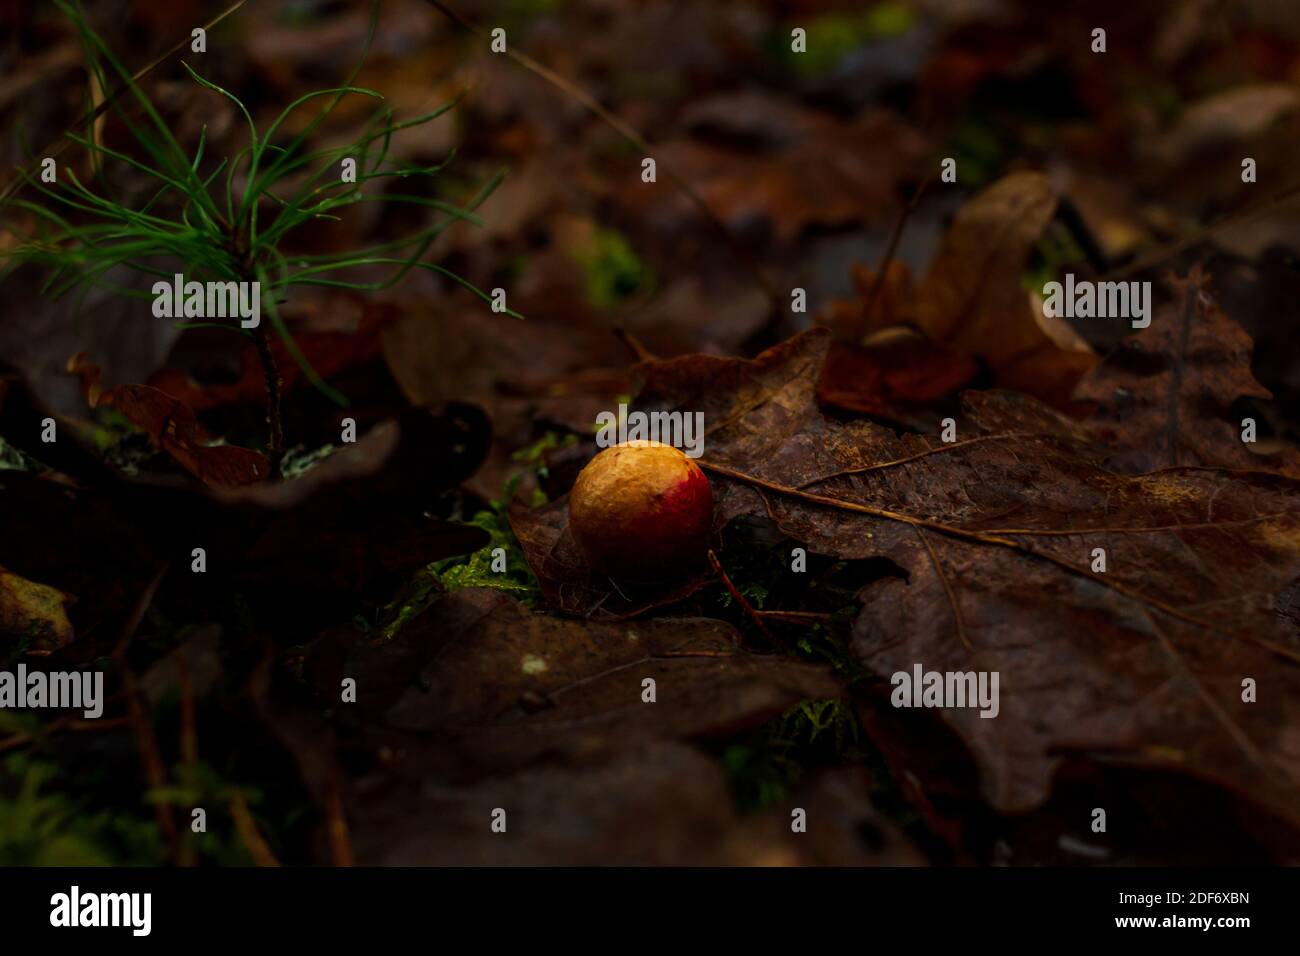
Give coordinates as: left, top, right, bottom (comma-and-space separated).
2, 0, 517, 406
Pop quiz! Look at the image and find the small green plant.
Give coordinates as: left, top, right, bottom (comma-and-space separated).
722, 698, 861, 810
376, 472, 542, 641
0, 752, 165, 865
1, 0, 517, 475
568, 227, 651, 310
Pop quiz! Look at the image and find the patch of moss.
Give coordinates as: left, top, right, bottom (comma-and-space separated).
377, 473, 542, 641
1022, 227, 1087, 295
722, 698, 861, 810
569, 228, 651, 310
774, 3, 916, 75
0, 752, 165, 865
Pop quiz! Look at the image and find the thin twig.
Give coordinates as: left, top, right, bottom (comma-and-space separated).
123, 668, 180, 864
795, 433, 1027, 489
699, 459, 1300, 664
252, 326, 284, 479
325, 776, 353, 867
913, 525, 970, 651
177, 649, 197, 867
229, 791, 280, 867
859, 177, 929, 325
753, 609, 834, 624
1102, 179, 1300, 281
708, 548, 786, 649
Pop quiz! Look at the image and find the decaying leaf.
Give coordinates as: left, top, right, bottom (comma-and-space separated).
306, 587, 842, 770
312, 588, 882, 864
1074, 268, 1298, 475
351, 740, 918, 866
611, 316, 1300, 836
68, 352, 268, 488
818, 172, 1097, 411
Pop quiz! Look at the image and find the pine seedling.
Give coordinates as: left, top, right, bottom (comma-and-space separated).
1, 0, 518, 476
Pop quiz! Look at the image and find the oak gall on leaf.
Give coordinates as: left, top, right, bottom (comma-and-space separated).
568, 441, 713, 580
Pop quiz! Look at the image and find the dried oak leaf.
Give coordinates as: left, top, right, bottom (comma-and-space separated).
1073, 268, 1299, 476
67, 352, 267, 488
629, 326, 1300, 835
822, 172, 1096, 411
374, 588, 842, 773
1, 369, 489, 642
321, 589, 879, 865
817, 325, 980, 420
816, 262, 980, 420
351, 741, 918, 866
214, 405, 492, 633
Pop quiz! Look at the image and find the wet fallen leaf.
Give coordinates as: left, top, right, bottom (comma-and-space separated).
816, 327, 980, 419
67, 352, 268, 488
1074, 268, 1299, 475
813, 173, 1096, 411
615, 317, 1300, 838
905, 171, 1096, 408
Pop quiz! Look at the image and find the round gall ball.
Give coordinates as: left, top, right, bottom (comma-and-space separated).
568, 440, 713, 580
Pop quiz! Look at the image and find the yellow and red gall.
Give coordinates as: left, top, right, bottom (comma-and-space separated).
568, 440, 713, 580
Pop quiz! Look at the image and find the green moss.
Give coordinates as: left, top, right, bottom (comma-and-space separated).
1022, 228, 1087, 295
722, 698, 861, 810
511, 431, 577, 483
941, 117, 1005, 190
569, 228, 651, 310
279, 443, 335, 479
775, 3, 916, 75
377, 472, 543, 641
0, 434, 37, 472
0, 752, 165, 865
431, 480, 539, 599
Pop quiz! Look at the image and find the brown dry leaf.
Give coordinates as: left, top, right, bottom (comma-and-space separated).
351, 742, 918, 866
1074, 268, 1299, 476
352, 740, 752, 865
67, 353, 267, 488
218, 407, 492, 633
816, 327, 980, 419
1156, 83, 1300, 164
621, 324, 1300, 836
904, 171, 1096, 408
618, 98, 927, 243
0, 566, 74, 652
379, 588, 841, 753
322, 588, 879, 865
817, 255, 979, 419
